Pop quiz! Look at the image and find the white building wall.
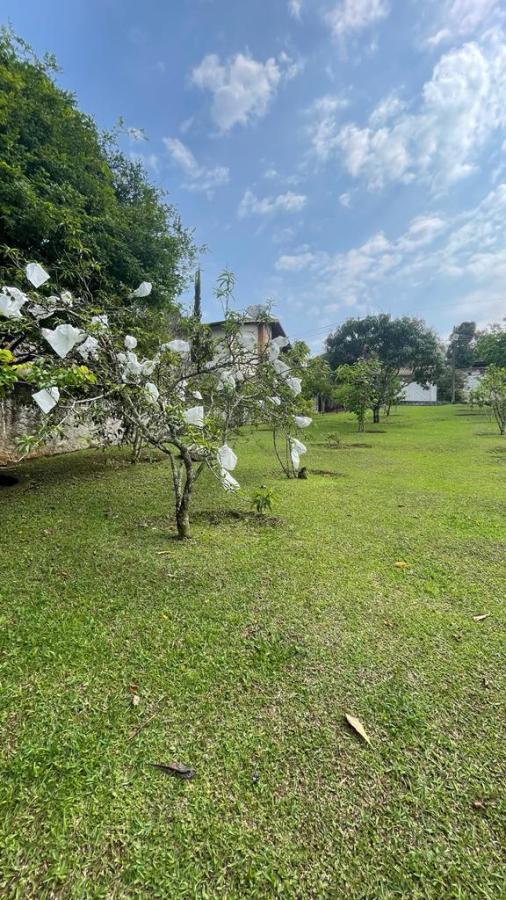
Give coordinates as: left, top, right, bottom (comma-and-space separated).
401, 382, 438, 403
463, 371, 483, 399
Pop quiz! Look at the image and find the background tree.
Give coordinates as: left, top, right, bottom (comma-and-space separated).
475, 322, 506, 368
325, 314, 443, 422
192, 268, 202, 321
447, 321, 476, 403
301, 355, 334, 412
334, 359, 383, 432
436, 366, 465, 403
471, 367, 506, 435
0, 29, 196, 306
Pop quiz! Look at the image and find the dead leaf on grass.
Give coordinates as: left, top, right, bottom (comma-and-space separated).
472, 614, 491, 622
131, 694, 141, 707
394, 561, 409, 569
149, 762, 195, 779
345, 714, 371, 745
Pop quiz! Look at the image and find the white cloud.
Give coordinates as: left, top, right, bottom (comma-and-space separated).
130, 151, 160, 173
238, 190, 307, 218
275, 183, 506, 323
307, 95, 350, 160
191, 51, 299, 132
275, 251, 316, 271
289, 0, 303, 19
164, 138, 229, 194
426, 0, 504, 47
339, 192, 352, 208
330, 32, 506, 190
325, 0, 390, 39
368, 92, 407, 127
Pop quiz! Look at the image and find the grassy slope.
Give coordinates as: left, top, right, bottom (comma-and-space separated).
0, 406, 504, 898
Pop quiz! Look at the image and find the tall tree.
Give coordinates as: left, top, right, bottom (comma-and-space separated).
325, 314, 443, 422
0, 29, 195, 305
447, 321, 476, 403
193, 268, 202, 321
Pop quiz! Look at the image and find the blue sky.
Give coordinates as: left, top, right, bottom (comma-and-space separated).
2, 0, 506, 349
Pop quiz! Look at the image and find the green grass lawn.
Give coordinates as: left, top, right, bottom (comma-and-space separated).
0, 406, 505, 898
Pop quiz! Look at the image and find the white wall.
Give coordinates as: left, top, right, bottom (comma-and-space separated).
401, 382, 438, 403
463, 371, 483, 399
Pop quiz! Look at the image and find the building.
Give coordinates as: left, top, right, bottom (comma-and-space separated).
400, 381, 438, 404
207, 313, 288, 351
462, 364, 486, 401
397, 369, 438, 404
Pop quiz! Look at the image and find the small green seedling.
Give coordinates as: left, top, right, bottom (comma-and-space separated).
250, 485, 277, 516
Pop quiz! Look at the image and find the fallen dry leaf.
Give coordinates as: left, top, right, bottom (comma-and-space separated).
472, 614, 491, 622
394, 561, 409, 569
345, 714, 371, 745
150, 762, 195, 779
472, 799, 485, 810
131, 694, 141, 707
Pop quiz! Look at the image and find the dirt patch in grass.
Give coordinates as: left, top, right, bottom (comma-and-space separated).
194, 509, 283, 528
310, 469, 346, 479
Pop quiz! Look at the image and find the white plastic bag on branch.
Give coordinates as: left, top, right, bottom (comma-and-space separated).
217, 444, 237, 471
41, 323, 86, 359
25, 262, 50, 288
217, 370, 236, 391
238, 331, 258, 351
131, 281, 152, 298
183, 406, 204, 428
32, 386, 60, 414
286, 376, 302, 396
294, 415, 312, 428
78, 336, 100, 360
91, 314, 109, 329
145, 382, 159, 402
291, 447, 300, 471
0, 288, 28, 319
221, 468, 240, 492
163, 339, 190, 354
273, 358, 290, 376
290, 437, 307, 455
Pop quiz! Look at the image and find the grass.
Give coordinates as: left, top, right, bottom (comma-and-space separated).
0, 406, 505, 898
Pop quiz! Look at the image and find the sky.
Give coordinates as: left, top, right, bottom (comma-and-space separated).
2, 0, 506, 350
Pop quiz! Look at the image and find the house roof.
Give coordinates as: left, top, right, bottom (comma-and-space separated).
207, 317, 288, 339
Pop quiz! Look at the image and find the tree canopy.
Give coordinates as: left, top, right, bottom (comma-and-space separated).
475, 322, 506, 368
0, 29, 195, 305
447, 321, 476, 368
325, 314, 443, 387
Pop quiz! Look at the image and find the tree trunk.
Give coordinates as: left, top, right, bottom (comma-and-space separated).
451, 343, 456, 404
373, 406, 380, 424
171, 449, 194, 539
176, 504, 191, 539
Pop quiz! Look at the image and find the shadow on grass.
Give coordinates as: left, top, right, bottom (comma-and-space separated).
314, 442, 373, 450
0, 474, 19, 488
